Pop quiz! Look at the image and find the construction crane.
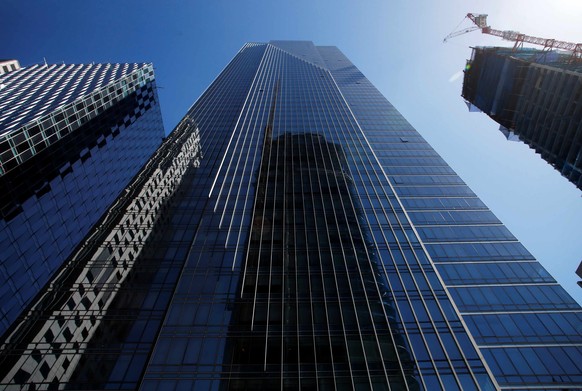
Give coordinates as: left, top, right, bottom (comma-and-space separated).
444, 13, 582, 58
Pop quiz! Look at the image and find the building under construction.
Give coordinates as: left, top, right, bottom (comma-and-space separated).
462, 46, 582, 190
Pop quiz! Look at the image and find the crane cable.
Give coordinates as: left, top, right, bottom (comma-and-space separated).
444, 15, 475, 43
451, 15, 470, 34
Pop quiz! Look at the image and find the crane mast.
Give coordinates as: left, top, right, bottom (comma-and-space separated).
445, 13, 582, 58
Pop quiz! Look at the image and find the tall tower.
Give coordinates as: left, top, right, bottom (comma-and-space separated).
0, 62, 164, 335
0, 42, 580, 390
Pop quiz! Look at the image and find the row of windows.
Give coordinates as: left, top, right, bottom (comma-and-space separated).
384, 166, 457, 176
450, 284, 578, 312
417, 225, 515, 242
395, 185, 476, 197
465, 311, 582, 344
382, 157, 447, 166
437, 261, 554, 285
483, 347, 582, 384
408, 210, 500, 225
374, 149, 441, 158
391, 175, 465, 186
401, 197, 487, 211
426, 242, 534, 262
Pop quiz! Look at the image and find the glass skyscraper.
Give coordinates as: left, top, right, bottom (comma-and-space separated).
0, 62, 164, 336
0, 41, 580, 390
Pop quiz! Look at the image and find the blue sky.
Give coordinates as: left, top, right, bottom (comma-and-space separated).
2, 0, 581, 303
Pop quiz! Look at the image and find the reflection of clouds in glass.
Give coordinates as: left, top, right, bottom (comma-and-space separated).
448, 69, 464, 83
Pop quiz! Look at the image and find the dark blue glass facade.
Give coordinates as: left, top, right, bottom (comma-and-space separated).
0, 42, 580, 390
0, 63, 164, 335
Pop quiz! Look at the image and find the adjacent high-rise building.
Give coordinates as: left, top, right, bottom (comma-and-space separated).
0, 62, 164, 336
0, 42, 580, 390
0, 60, 20, 75
462, 46, 582, 189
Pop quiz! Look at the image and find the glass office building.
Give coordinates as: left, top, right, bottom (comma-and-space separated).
0, 42, 580, 390
0, 62, 164, 336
